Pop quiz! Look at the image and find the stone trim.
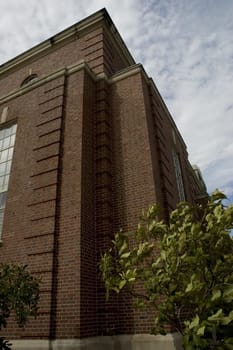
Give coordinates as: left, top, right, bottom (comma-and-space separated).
109, 63, 143, 83
0, 61, 91, 105
11, 333, 182, 350
0, 61, 140, 105
0, 58, 186, 152
109, 63, 187, 149
0, 67, 66, 105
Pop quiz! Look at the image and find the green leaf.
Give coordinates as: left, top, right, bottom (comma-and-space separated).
161, 250, 166, 260
196, 325, 205, 336
119, 240, 128, 255
128, 277, 136, 283
185, 274, 196, 293
120, 252, 131, 259
211, 289, 221, 301
112, 287, 119, 293
189, 315, 200, 329
221, 310, 233, 325
208, 309, 223, 321
211, 190, 227, 201
183, 335, 193, 350
119, 280, 127, 290
223, 285, 233, 303
185, 281, 193, 293
221, 316, 233, 325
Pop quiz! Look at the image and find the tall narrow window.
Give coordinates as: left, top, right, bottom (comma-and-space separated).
172, 149, 186, 202
0, 124, 17, 238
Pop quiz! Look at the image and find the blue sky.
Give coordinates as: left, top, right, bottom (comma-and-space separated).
0, 0, 232, 202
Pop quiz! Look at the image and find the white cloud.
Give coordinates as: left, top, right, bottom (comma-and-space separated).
0, 0, 232, 199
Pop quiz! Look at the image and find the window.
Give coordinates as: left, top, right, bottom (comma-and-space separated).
172, 149, 186, 202
20, 74, 38, 87
0, 124, 17, 238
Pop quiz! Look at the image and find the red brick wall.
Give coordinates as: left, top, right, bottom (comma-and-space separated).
0, 23, 130, 97
0, 73, 66, 339
80, 71, 96, 338
0, 40, 81, 97
1, 68, 97, 340
111, 72, 158, 232
111, 72, 157, 334
52, 70, 83, 339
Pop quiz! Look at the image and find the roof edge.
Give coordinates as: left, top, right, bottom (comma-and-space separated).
109, 64, 188, 150
0, 8, 135, 76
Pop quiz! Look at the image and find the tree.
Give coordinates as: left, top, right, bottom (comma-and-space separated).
0, 264, 40, 350
100, 191, 233, 349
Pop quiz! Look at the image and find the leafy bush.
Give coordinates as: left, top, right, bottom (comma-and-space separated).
100, 191, 233, 349
0, 264, 39, 350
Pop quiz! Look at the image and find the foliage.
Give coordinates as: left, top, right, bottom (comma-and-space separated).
100, 191, 233, 349
0, 338, 11, 350
0, 264, 40, 350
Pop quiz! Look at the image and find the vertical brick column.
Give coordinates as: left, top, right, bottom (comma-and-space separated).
149, 84, 176, 218
79, 70, 97, 338
95, 79, 117, 335
24, 75, 65, 338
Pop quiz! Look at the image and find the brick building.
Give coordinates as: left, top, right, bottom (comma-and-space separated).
0, 9, 206, 350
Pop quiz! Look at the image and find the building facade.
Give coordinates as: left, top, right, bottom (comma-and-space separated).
0, 9, 206, 350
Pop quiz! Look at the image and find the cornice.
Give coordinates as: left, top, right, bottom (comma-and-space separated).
0, 57, 186, 153
0, 9, 134, 77
0, 62, 144, 105
0, 60, 96, 105
109, 63, 187, 149
109, 63, 142, 83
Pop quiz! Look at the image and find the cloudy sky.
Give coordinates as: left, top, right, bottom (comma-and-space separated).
0, 0, 232, 201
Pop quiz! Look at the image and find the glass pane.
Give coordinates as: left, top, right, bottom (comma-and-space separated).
3, 175, 9, 189
0, 209, 4, 224
4, 128, 11, 138
0, 162, 6, 176
0, 177, 4, 192
0, 192, 7, 209
7, 148, 13, 160
10, 134, 16, 147
3, 137, 10, 150
11, 124, 17, 135
0, 149, 8, 163
6, 161, 11, 174
0, 130, 5, 140
0, 124, 17, 238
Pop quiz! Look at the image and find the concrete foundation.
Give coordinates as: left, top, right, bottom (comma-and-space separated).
12, 333, 183, 350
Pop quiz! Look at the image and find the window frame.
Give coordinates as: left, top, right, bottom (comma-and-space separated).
0, 123, 17, 240
172, 148, 186, 202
